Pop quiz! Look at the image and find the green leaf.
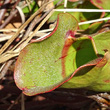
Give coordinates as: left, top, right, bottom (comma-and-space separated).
61, 52, 110, 92
61, 30, 110, 92
78, 0, 102, 30
15, 13, 110, 96
14, 13, 78, 96
61, 57, 102, 89
94, 30, 110, 55
48, 1, 102, 30
83, 21, 104, 34
90, 0, 110, 9
89, 52, 110, 91
48, 3, 80, 23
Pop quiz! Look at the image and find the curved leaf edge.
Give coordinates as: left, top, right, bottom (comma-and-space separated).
31, 13, 78, 43
23, 57, 103, 96
90, 0, 105, 17
23, 35, 103, 96
14, 13, 79, 96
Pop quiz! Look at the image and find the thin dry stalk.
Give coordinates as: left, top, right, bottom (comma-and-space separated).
21, 93, 25, 110
23, 13, 41, 39
0, 59, 13, 79
12, 0, 21, 9
16, 6, 25, 23
0, 0, 21, 28
0, 0, 11, 24
21, 10, 54, 48
7, 94, 21, 110
0, 0, 54, 55
0, 9, 54, 63
0, 28, 53, 42
25, 0, 31, 11
0, 9, 18, 29
0, 51, 19, 63
18, 6, 54, 47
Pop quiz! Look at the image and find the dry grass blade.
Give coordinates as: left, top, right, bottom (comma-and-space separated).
23, 14, 41, 39
0, 29, 19, 32
0, 60, 13, 79
16, 6, 25, 23
21, 93, 25, 110
0, 0, 54, 63
0, 28, 53, 42
0, 0, 54, 55
25, 0, 31, 12
20, 10, 54, 49
0, 52, 19, 63
11, 9, 54, 53
0, 0, 11, 24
